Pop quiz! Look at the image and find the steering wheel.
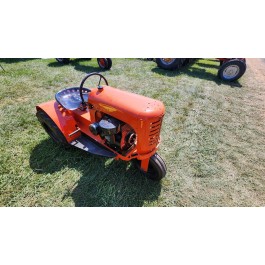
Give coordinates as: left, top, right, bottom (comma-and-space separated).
79, 72, 109, 106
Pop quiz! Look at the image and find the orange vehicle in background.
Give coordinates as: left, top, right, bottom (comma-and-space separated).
55, 58, 112, 70
156, 58, 247, 82
36, 73, 166, 180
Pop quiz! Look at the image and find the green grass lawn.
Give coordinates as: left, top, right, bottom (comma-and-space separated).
0, 58, 264, 206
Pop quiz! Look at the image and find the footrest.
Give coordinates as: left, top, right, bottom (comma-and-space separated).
70, 135, 117, 158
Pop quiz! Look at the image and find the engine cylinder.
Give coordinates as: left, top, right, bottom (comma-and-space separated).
99, 118, 120, 136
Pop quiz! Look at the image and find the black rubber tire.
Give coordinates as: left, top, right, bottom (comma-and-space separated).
36, 110, 69, 146
134, 153, 167, 181
181, 58, 189, 66
97, 58, 112, 70
56, 58, 70, 64
218, 59, 246, 82
156, 58, 184, 70
187, 58, 195, 64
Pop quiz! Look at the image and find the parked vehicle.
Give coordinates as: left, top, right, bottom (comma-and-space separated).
55, 58, 112, 70
155, 58, 247, 81
36, 73, 166, 180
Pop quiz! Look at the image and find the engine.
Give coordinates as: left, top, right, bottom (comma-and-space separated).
89, 115, 137, 154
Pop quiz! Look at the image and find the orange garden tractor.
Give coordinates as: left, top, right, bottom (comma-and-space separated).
156, 58, 246, 82
36, 73, 166, 180
55, 58, 112, 70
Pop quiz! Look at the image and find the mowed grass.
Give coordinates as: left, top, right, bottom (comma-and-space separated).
0, 58, 265, 206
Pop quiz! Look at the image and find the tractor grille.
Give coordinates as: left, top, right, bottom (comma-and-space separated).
148, 118, 162, 146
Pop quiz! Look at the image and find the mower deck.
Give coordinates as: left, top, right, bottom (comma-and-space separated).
70, 134, 117, 158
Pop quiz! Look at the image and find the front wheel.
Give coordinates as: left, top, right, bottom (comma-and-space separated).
218, 59, 246, 81
134, 153, 167, 181
97, 58, 112, 70
156, 58, 184, 70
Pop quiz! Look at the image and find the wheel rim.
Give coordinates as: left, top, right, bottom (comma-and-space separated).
161, 58, 175, 65
223, 65, 240, 79
99, 59, 106, 67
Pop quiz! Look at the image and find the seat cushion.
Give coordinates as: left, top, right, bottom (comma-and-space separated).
55, 87, 90, 110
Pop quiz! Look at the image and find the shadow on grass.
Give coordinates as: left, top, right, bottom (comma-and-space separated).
47, 59, 110, 74
151, 63, 243, 88
195, 62, 220, 69
0, 58, 37, 64
30, 139, 161, 207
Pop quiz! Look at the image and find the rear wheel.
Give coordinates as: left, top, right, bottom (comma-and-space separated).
182, 58, 194, 66
156, 58, 184, 70
218, 59, 246, 81
97, 58, 112, 70
134, 153, 167, 181
36, 110, 68, 146
56, 58, 70, 64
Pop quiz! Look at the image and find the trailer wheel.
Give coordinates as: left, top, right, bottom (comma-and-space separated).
156, 58, 184, 70
133, 153, 167, 181
218, 59, 246, 81
55, 58, 70, 64
36, 110, 68, 146
97, 58, 112, 70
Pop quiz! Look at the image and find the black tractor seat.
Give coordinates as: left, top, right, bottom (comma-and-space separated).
55, 87, 90, 110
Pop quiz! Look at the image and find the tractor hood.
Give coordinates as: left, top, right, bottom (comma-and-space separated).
88, 86, 165, 119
